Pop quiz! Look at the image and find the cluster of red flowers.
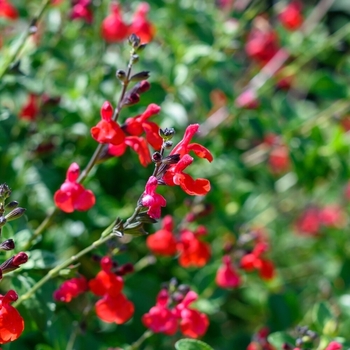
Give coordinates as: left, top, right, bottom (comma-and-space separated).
295, 204, 347, 236
54, 256, 134, 325
146, 215, 211, 267
142, 284, 209, 339
101, 2, 155, 43
216, 228, 275, 289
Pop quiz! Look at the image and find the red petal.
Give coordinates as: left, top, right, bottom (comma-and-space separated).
100, 101, 114, 121
187, 143, 213, 162
143, 121, 163, 150
108, 142, 127, 157
66, 162, 80, 182
125, 136, 151, 167
178, 173, 211, 196
74, 189, 95, 211
54, 189, 74, 213
138, 104, 161, 123
91, 120, 125, 145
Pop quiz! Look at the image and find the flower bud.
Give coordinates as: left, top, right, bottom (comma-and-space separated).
162, 154, 180, 165
115, 263, 134, 276
164, 141, 173, 149
128, 33, 141, 48
136, 80, 151, 94
159, 128, 175, 141
178, 284, 190, 294
0, 239, 15, 251
152, 152, 162, 162
0, 217, 6, 228
130, 71, 150, 82
5, 207, 26, 222
122, 92, 140, 106
172, 291, 184, 303
0, 184, 11, 202
116, 69, 127, 82
13, 252, 28, 266
137, 43, 147, 52
6, 201, 18, 209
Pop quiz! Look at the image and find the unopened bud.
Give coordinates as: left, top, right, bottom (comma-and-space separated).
164, 141, 173, 149
162, 154, 180, 165
128, 34, 141, 48
172, 291, 184, 303
136, 80, 151, 94
137, 43, 147, 52
13, 252, 28, 266
152, 152, 162, 162
6, 201, 18, 209
0, 217, 6, 228
123, 92, 140, 106
0, 184, 11, 201
130, 71, 150, 82
0, 239, 15, 251
5, 207, 26, 222
178, 284, 190, 294
116, 69, 126, 81
115, 263, 134, 276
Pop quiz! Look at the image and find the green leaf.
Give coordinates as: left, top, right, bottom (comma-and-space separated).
267, 332, 295, 348
313, 302, 334, 332
175, 338, 214, 350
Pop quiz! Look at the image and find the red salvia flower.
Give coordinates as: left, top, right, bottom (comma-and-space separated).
0, 290, 24, 344
129, 2, 155, 43
141, 176, 166, 219
278, 1, 303, 31
0, 0, 18, 20
19, 94, 39, 121
240, 253, 262, 272
325, 341, 342, 350
268, 145, 290, 174
101, 2, 129, 43
53, 276, 88, 303
295, 207, 320, 236
163, 124, 213, 196
216, 255, 241, 289
177, 228, 211, 268
95, 293, 134, 324
319, 204, 346, 228
146, 215, 177, 256
54, 162, 96, 213
91, 101, 125, 145
258, 259, 275, 280
142, 289, 178, 335
70, 0, 93, 23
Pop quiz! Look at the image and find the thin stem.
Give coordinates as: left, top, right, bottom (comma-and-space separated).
14, 221, 116, 307
0, 0, 51, 80
125, 330, 153, 350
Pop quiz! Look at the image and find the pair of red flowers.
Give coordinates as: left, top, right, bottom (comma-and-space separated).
146, 215, 211, 267
142, 289, 209, 339
54, 256, 134, 325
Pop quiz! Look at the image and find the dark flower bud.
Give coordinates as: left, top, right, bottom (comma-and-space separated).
172, 291, 184, 303
131, 71, 150, 82
0, 217, 6, 228
169, 277, 178, 288
5, 201, 19, 209
295, 338, 303, 347
162, 154, 180, 165
0, 184, 11, 201
115, 263, 134, 276
4, 290, 17, 302
152, 152, 162, 162
177, 284, 191, 295
282, 343, 293, 350
136, 80, 151, 94
131, 54, 139, 64
128, 33, 141, 48
164, 141, 173, 149
0, 239, 15, 251
5, 207, 26, 222
159, 128, 175, 141
306, 330, 318, 340
13, 252, 28, 266
123, 92, 140, 106
116, 69, 127, 82
137, 43, 147, 52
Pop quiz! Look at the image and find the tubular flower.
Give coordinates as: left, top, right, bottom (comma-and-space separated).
141, 176, 166, 219
278, 1, 303, 31
53, 276, 88, 303
101, 2, 129, 43
129, 2, 155, 43
215, 255, 241, 289
0, 0, 18, 20
163, 124, 213, 196
19, 94, 39, 121
91, 101, 125, 145
54, 162, 96, 213
0, 290, 24, 344
177, 228, 211, 268
146, 215, 177, 256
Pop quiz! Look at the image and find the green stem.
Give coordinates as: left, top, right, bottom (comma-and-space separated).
0, 0, 51, 80
14, 221, 116, 307
125, 330, 153, 350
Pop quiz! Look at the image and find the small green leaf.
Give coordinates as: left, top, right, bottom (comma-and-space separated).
267, 332, 295, 348
175, 338, 214, 350
313, 302, 334, 331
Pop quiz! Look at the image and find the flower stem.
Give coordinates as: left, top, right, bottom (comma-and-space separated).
125, 330, 153, 350
0, 0, 51, 80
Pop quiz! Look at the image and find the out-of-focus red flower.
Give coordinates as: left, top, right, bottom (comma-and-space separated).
70, 0, 93, 23
141, 176, 166, 219
216, 255, 241, 289
163, 124, 213, 196
240, 253, 262, 271
268, 145, 290, 174
319, 204, 346, 228
295, 207, 320, 236
247, 327, 275, 350
325, 341, 342, 350
146, 215, 177, 256
142, 289, 178, 335
129, 2, 155, 43
177, 228, 211, 268
91, 101, 125, 145
101, 2, 129, 43
258, 259, 275, 280
53, 276, 88, 302
0, 0, 18, 20
245, 16, 280, 64
54, 162, 96, 213
19, 94, 39, 121
95, 293, 134, 324
0, 290, 24, 344
89, 270, 124, 298
278, 1, 303, 31
235, 89, 260, 109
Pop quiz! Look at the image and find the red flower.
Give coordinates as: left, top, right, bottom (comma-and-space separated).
319, 205, 346, 228
176, 291, 209, 338
216, 255, 241, 289
278, 1, 303, 31
129, 2, 155, 43
240, 253, 262, 271
54, 162, 96, 213
89, 270, 123, 298
163, 124, 213, 196
268, 145, 290, 174
53, 276, 88, 303
101, 2, 129, 43
70, 0, 93, 23
19, 94, 39, 121
0, 0, 18, 20
325, 341, 342, 350
95, 293, 134, 324
146, 215, 177, 256
177, 228, 211, 268
91, 101, 125, 145
295, 207, 320, 236
141, 176, 166, 219
0, 290, 24, 344
235, 89, 259, 109
259, 259, 275, 280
